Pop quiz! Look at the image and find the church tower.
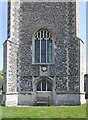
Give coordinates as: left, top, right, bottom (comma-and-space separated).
3, 0, 86, 106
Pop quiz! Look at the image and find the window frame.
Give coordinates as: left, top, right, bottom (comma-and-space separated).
37, 80, 52, 92
32, 28, 54, 64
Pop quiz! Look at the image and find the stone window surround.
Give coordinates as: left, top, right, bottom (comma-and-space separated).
32, 28, 55, 65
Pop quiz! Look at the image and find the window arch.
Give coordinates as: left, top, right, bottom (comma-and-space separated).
34, 29, 53, 63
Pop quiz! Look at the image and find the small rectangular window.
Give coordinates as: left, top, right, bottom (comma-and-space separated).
42, 80, 46, 91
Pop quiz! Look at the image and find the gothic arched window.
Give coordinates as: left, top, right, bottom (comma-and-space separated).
34, 29, 53, 63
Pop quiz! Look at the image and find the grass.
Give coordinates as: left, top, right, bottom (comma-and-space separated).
0, 94, 87, 119
1, 105, 86, 119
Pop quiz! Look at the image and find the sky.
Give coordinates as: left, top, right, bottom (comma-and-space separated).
80, 2, 86, 74
0, 1, 87, 74
0, 1, 7, 70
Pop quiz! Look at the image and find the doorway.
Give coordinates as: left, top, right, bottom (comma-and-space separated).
36, 78, 53, 105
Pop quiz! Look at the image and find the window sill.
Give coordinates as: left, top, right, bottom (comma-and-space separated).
32, 63, 54, 65
37, 91, 52, 93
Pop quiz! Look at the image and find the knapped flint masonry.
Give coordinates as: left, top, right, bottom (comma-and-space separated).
3, 0, 86, 106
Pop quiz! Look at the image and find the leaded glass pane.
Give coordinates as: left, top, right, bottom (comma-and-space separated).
44, 31, 46, 38
37, 81, 41, 91
47, 32, 49, 38
42, 80, 46, 91
47, 81, 52, 91
41, 38, 46, 63
47, 55, 52, 63
35, 39, 40, 63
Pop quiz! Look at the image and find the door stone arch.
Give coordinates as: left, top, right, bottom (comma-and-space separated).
33, 76, 55, 105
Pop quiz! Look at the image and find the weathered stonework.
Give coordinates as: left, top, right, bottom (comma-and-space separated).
19, 76, 33, 92
3, 1, 86, 106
